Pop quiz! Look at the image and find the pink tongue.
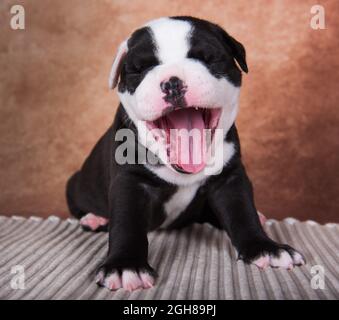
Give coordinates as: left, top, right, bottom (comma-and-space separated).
166, 108, 206, 173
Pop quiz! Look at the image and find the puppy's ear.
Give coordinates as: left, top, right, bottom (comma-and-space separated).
223, 32, 248, 73
108, 40, 128, 89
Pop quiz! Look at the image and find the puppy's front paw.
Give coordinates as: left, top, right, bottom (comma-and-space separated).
239, 239, 305, 270
96, 267, 156, 291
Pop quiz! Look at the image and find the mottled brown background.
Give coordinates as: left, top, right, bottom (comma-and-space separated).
0, 0, 338, 223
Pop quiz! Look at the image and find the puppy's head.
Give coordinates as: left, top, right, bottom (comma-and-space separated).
109, 16, 248, 175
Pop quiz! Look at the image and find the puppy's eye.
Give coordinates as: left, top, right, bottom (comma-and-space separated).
209, 59, 225, 66
199, 55, 214, 65
125, 59, 157, 75
190, 53, 223, 66
204, 54, 226, 66
125, 63, 142, 75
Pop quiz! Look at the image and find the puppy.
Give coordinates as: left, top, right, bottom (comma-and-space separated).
66, 16, 304, 291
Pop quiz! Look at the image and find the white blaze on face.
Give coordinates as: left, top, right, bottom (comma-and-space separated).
146, 18, 191, 64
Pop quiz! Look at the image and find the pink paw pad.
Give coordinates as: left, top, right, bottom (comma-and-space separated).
80, 213, 108, 231
253, 255, 270, 269
139, 271, 155, 289
122, 270, 143, 291
104, 271, 122, 290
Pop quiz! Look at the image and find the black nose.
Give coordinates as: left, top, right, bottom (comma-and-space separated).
160, 76, 185, 97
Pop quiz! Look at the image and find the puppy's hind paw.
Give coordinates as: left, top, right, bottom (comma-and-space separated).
80, 213, 108, 232
258, 211, 267, 226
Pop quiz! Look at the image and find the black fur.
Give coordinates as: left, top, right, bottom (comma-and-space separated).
173, 16, 248, 86
118, 27, 159, 94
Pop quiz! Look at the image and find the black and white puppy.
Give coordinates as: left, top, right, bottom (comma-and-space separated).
66, 16, 305, 291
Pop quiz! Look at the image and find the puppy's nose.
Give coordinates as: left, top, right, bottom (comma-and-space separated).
160, 76, 184, 97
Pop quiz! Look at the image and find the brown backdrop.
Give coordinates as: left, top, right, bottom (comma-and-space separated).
0, 0, 338, 223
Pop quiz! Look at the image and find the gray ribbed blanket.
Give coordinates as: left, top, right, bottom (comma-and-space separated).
0, 215, 337, 299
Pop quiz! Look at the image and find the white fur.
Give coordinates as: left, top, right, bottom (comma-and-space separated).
97, 269, 155, 291
103, 271, 122, 290
253, 249, 305, 270
270, 251, 294, 269
109, 40, 128, 89
160, 181, 203, 228
291, 251, 305, 265
146, 18, 192, 64
121, 270, 143, 291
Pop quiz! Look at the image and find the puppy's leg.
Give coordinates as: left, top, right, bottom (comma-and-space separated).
208, 163, 305, 269
96, 174, 156, 291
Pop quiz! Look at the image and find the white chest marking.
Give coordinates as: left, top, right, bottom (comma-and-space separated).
160, 182, 202, 228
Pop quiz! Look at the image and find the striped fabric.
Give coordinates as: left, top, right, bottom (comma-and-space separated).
0, 215, 337, 300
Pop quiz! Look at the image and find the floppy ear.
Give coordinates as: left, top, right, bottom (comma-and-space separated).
223, 32, 248, 73
108, 40, 128, 89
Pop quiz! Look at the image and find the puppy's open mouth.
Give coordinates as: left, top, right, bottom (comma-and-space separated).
146, 107, 221, 174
